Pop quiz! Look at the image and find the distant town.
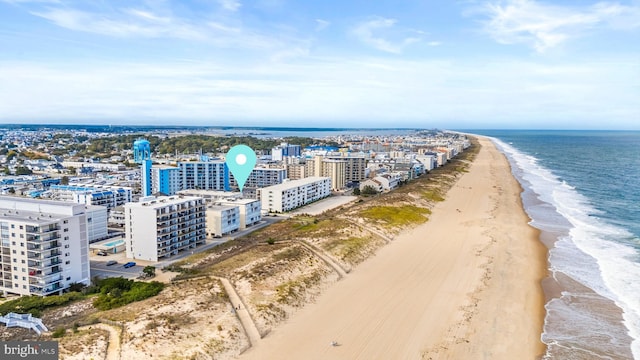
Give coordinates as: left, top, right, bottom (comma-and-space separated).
0, 125, 469, 298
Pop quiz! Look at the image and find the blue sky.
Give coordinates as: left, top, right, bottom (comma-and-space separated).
0, 0, 639, 129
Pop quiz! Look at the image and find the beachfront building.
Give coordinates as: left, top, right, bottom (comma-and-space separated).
151, 166, 181, 195
217, 198, 261, 229
206, 204, 240, 237
84, 205, 108, 243
304, 156, 347, 190
0, 196, 91, 297
48, 184, 132, 212
124, 195, 206, 262
176, 190, 261, 229
257, 177, 331, 213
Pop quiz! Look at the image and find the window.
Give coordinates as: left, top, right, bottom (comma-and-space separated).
22, 276, 26, 281
65, 261, 70, 265
13, 275, 17, 279
19, 225, 23, 229
12, 250, 16, 254
63, 228, 69, 232
11, 224, 14, 229
64, 244, 69, 249
13, 266, 17, 271
20, 251, 24, 255
64, 236, 69, 241
19, 234, 23, 238
20, 242, 23, 247
22, 285, 26, 289
66, 277, 71, 281
63, 220, 68, 224
21, 268, 25, 272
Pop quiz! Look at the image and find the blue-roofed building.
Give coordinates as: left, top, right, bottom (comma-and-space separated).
49, 184, 132, 212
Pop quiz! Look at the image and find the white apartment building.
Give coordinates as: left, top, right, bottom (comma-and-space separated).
0, 197, 91, 297
85, 205, 108, 243
176, 190, 261, 230
257, 177, 331, 213
206, 205, 240, 237
49, 184, 132, 211
229, 167, 287, 189
217, 198, 261, 229
124, 195, 206, 262
178, 160, 227, 191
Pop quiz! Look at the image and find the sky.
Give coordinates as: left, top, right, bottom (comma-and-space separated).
0, 0, 639, 130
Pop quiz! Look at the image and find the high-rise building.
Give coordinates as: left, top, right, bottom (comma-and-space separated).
151, 166, 182, 196
133, 139, 152, 197
271, 143, 301, 161
124, 195, 207, 262
0, 197, 91, 297
326, 155, 367, 183
178, 160, 228, 191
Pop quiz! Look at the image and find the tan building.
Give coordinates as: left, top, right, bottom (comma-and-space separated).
286, 163, 308, 180
304, 156, 347, 190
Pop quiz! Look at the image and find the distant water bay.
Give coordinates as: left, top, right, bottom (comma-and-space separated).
468, 130, 640, 359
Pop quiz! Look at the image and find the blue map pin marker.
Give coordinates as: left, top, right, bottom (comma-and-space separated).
226, 145, 257, 192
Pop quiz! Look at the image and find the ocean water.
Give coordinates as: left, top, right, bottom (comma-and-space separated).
469, 130, 640, 359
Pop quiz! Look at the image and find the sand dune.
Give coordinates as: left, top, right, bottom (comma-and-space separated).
240, 137, 547, 360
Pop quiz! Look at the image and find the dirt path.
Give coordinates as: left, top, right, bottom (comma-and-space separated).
79, 323, 121, 360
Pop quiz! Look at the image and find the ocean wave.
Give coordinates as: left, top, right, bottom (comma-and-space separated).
492, 137, 639, 359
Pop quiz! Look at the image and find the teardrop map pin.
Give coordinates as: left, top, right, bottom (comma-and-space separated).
226, 145, 257, 192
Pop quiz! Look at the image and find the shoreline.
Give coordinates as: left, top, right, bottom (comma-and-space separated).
240, 137, 548, 359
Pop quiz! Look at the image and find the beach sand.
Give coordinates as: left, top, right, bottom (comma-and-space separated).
239, 137, 548, 360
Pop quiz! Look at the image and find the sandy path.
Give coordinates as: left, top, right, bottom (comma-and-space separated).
217, 277, 262, 345
240, 138, 547, 360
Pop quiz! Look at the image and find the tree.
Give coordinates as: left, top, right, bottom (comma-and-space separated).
352, 187, 361, 195
15, 166, 32, 175
142, 266, 156, 278
60, 176, 70, 185
361, 185, 379, 196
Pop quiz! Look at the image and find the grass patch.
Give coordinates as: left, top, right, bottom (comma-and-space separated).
421, 189, 444, 202
92, 278, 165, 310
0, 292, 85, 317
359, 205, 430, 227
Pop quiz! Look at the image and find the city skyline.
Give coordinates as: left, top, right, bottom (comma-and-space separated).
1, 0, 639, 130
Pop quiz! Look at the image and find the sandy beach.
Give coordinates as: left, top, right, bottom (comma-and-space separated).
240, 137, 548, 359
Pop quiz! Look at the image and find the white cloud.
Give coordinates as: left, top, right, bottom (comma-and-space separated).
427, 41, 441, 46
217, 0, 241, 12
1, 57, 637, 129
315, 19, 330, 31
479, 0, 640, 52
352, 17, 422, 54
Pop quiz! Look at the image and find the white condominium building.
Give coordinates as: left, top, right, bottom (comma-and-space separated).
257, 177, 331, 213
124, 195, 207, 262
178, 161, 227, 191
217, 198, 261, 229
0, 197, 91, 297
206, 205, 240, 237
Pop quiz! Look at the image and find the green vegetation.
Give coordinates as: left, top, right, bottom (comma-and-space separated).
142, 266, 156, 278
359, 205, 430, 227
360, 185, 379, 196
92, 277, 165, 310
325, 236, 374, 263
0, 292, 84, 317
14, 166, 33, 175
421, 189, 445, 202
52, 327, 66, 338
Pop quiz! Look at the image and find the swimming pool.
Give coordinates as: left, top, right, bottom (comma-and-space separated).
102, 240, 125, 248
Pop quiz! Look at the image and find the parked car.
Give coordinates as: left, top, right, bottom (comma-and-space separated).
106, 260, 117, 266
96, 251, 108, 256
123, 262, 136, 268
